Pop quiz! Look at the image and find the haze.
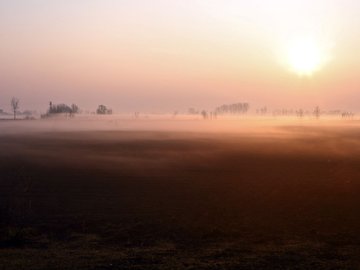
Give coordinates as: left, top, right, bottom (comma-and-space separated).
1, 0, 360, 113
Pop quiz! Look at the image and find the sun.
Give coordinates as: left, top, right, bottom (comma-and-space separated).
286, 37, 329, 76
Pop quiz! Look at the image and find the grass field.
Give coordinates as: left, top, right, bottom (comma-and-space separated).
1, 119, 360, 269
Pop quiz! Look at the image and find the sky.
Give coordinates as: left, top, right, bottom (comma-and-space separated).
1, 0, 360, 113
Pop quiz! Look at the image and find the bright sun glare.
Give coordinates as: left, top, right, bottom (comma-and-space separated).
286, 37, 330, 76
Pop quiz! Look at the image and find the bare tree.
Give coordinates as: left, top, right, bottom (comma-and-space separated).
314, 106, 320, 119
11, 97, 20, 120
97, 105, 112, 115
201, 110, 208, 119
71, 104, 79, 114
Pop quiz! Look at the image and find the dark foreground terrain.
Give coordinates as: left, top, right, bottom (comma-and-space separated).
1, 124, 360, 269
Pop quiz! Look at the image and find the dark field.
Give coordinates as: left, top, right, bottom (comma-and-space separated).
1, 123, 360, 269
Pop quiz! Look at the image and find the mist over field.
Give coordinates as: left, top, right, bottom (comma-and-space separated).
1, 116, 360, 269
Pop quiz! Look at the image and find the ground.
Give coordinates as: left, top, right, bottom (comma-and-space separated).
0, 118, 360, 269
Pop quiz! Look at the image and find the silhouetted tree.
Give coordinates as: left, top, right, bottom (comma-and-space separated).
47, 102, 79, 116
201, 110, 208, 119
49, 104, 72, 114
97, 105, 112, 115
243, 103, 249, 113
11, 97, 19, 120
257, 106, 267, 115
71, 104, 79, 114
97, 105, 107, 114
314, 106, 320, 119
214, 102, 250, 115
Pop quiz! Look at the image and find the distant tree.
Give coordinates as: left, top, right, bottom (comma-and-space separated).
201, 110, 208, 119
214, 102, 250, 115
257, 106, 267, 115
297, 109, 304, 118
97, 105, 107, 115
49, 104, 72, 114
46, 102, 79, 117
243, 103, 250, 113
11, 97, 20, 120
71, 104, 79, 114
314, 106, 320, 119
97, 105, 112, 115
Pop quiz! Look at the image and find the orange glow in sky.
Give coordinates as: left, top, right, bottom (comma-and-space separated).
0, 0, 360, 112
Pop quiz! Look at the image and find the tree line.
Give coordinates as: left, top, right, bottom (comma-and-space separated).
1, 97, 114, 120
214, 102, 250, 115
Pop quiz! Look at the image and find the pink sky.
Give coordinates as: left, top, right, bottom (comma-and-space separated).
1, 0, 360, 113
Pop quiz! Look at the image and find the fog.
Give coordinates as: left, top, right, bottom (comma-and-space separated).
2, 114, 360, 268
1, 114, 358, 134
1, 115, 360, 161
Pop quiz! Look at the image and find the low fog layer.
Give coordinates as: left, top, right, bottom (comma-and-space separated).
1, 115, 360, 164
0, 114, 359, 135
1, 114, 360, 269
